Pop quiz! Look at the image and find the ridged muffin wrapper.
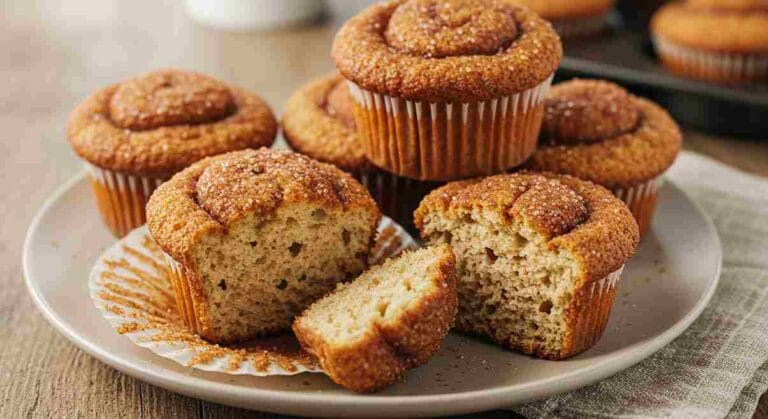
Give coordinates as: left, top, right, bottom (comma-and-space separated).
90, 217, 417, 377
612, 175, 665, 237
348, 75, 553, 181
552, 13, 609, 38
84, 163, 166, 238
566, 266, 625, 357
356, 168, 442, 236
653, 35, 768, 83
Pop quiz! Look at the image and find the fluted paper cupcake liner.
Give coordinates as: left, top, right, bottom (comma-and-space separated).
653, 35, 768, 83
552, 13, 609, 38
613, 176, 665, 237
348, 75, 553, 181
89, 216, 418, 377
84, 163, 165, 237
565, 266, 624, 357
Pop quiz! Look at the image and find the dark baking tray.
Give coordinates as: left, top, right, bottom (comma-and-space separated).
555, 24, 768, 138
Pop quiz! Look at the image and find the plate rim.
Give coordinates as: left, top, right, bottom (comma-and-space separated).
22, 172, 722, 416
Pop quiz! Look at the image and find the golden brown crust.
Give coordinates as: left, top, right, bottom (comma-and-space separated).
281, 74, 369, 172
526, 80, 682, 189
146, 148, 380, 265
332, 0, 562, 102
68, 69, 278, 176
415, 172, 639, 284
541, 79, 640, 144
687, 0, 768, 13
651, 2, 768, 53
292, 245, 458, 393
508, 0, 614, 20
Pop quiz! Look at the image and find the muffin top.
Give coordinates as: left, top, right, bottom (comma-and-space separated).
147, 148, 380, 264
415, 172, 639, 283
525, 79, 682, 189
68, 69, 278, 176
281, 74, 369, 172
332, 0, 562, 102
508, 0, 615, 20
651, 1, 768, 53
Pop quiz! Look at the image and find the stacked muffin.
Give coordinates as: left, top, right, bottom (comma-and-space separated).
283, 0, 562, 232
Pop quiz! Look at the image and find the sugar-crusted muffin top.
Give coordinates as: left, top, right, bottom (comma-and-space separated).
507, 0, 615, 20
147, 148, 380, 263
68, 69, 277, 176
281, 74, 369, 172
526, 79, 682, 188
415, 172, 639, 283
332, 0, 562, 102
651, 1, 768, 53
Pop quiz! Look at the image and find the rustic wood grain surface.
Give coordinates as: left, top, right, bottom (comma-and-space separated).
1, 1, 766, 417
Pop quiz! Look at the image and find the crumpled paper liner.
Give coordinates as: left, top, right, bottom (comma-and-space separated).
89, 216, 417, 376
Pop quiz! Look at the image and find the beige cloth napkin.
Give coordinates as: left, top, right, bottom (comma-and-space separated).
515, 151, 768, 418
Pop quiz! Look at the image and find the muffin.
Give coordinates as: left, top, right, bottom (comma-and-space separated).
525, 79, 682, 237
509, 0, 615, 37
332, 0, 562, 181
651, 0, 768, 83
282, 73, 442, 233
293, 244, 457, 393
67, 69, 278, 237
146, 148, 381, 344
415, 172, 639, 360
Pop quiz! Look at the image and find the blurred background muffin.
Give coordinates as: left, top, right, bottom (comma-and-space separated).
651, 0, 768, 83
510, 0, 615, 37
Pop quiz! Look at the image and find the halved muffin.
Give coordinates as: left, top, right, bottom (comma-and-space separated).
146, 148, 381, 344
293, 244, 457, 392
415, 172, 639, 359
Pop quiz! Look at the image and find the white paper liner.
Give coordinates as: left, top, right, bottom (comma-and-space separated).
652, 35, 768, 81
90, 216, 417, 376
347, 75, 552, 180
552, 13, 609, 38
613, 176, 665, 235
84, 162, 165, 237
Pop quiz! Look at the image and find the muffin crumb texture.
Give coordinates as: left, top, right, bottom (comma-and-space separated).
147, 148, 381, 344
415, 172, 638, 359
293, 244, 457, 392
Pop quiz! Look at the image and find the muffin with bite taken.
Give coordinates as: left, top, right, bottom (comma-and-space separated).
146, 148, 381, 344
525, 79, 682, 237
67, 69, 277, 237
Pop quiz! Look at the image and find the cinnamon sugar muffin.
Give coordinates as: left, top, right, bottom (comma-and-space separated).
525, 79, 682, 236
509, 0, 615, 37
67, 69, 277, 237
282, 73, 441, 232
651, 0, 768, 82
415, 172, 639, 360
146, 148, 381, 344
332, 0, 562, 181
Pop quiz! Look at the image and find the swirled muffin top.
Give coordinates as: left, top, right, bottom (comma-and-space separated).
67, 69, 277, 176
526, 79, 682, 189
282, 74, 368, 172
651, 0, 768, 53
332, 0, 563, 102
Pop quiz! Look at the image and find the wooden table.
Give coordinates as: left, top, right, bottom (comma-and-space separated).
2, 1, 767, 417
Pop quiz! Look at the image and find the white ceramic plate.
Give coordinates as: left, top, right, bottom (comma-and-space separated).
23, 173, 721, 418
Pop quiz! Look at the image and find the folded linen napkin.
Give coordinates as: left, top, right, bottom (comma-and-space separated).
515, 151, 768, 418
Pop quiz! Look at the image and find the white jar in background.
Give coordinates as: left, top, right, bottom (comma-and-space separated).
184, 0, 324, 31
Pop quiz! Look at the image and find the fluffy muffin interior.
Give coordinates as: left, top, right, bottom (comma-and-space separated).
297, 245, 450, 345
191, 203, 375, 343
420, 210, 580, 357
